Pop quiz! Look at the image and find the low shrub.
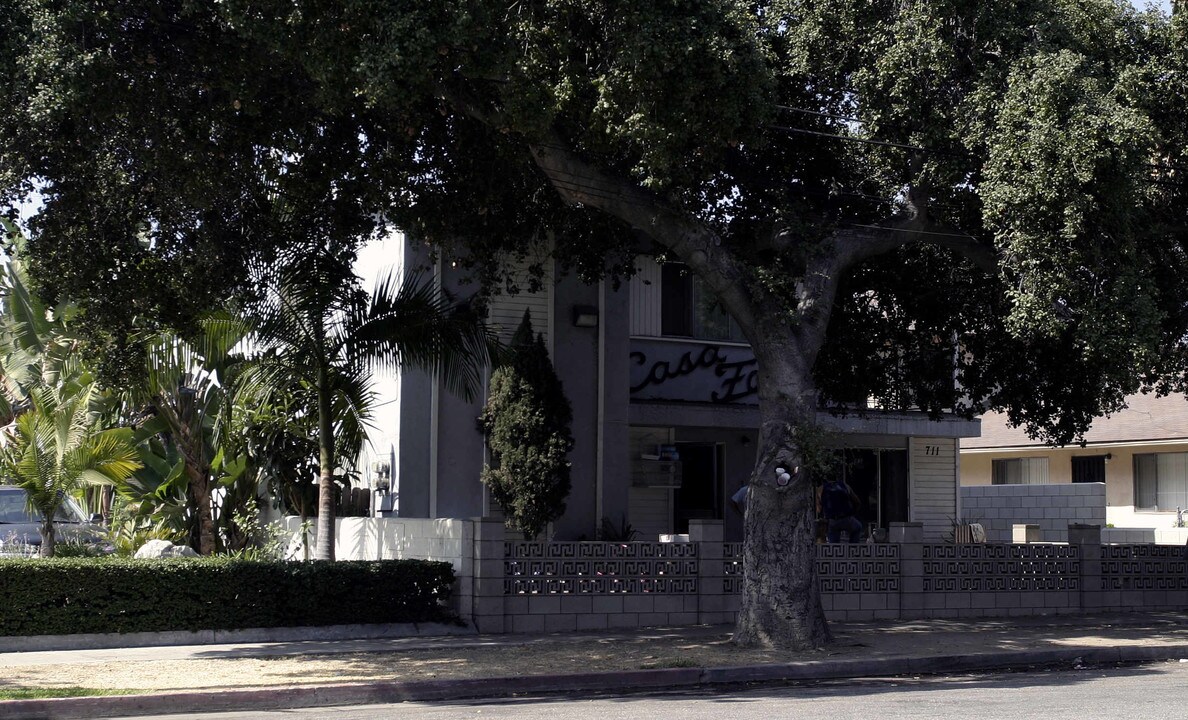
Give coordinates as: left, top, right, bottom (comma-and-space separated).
0, 558, 456, 637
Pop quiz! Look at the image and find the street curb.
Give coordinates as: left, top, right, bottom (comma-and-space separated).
0, 622, 476, 653
3, 644, 1188, 719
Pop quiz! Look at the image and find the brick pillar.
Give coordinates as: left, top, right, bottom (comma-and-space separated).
1069, 523, 1102, 613
690, 520, 731, 625
470, 517, 507, 634
454, 520, 475, 620
688, 519, 723, 543
891, 522, 924, 620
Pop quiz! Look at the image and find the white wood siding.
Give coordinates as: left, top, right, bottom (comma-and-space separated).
487, 257, 552, 349
628, 427, 673, 538
628, 487, 672, 539
629, 257, 662, 337
910, 437, 958, 541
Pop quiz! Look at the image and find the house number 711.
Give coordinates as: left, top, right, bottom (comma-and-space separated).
924, 445, 942, 456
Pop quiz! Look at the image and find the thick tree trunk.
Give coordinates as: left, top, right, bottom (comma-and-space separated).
39, 517, 55, 558
314, 362, 337, 561
732, 414, 831, 649
733, 340, 832, 650
523, 127, 846, 649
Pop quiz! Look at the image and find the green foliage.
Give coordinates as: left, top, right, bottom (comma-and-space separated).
223, 498, 290, 561
3, 0, 1188, 646
0, 383, 140, 557
104, 514, 187, 559
237, 242, 495, 559
480, 312, 573, 540
596, 515, 638, 542
0, 219, 86, 421
0, 557, 456, 636
0, 688, 139, 700
4, 1, 1184, 448
49, 538, 110, 558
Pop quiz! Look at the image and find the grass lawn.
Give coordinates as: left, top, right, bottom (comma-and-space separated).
0, 687, 141, 700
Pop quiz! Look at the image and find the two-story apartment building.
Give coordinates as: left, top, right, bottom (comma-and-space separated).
383, 237, 979, 541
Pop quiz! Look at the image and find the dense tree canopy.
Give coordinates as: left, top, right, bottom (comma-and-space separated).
2, 0, 1185, 647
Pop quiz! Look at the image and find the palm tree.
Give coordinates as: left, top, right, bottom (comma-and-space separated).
241, 243, 494, 561
0, 382, 140, 557
0, 218, 84, 422
131, 311, 251, 555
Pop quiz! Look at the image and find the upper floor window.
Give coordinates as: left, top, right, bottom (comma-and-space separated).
991, 457, 1049, 485
660, 264, 746, 343
1071, 455, 1107, 484
1134, 452, 1188, 512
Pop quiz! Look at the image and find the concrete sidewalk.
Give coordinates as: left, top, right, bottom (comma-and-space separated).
3, 611, 1188, 719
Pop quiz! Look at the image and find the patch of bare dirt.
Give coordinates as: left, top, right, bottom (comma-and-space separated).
0, 634, 853, 692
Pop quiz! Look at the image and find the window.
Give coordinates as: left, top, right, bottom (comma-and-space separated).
1133, 453, 1188, 512
660, 264, 746, 342
1071, 455, 1107, 484
991, 457, 1049, 485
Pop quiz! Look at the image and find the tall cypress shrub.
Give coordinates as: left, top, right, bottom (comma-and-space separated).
479, 311, 574, 540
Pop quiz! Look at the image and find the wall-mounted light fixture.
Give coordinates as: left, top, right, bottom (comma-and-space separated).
1104, 453, 1113, 463
372, 460, 391, 492
572, 305, 599, 328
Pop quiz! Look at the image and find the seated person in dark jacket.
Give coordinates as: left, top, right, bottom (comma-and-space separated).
820, 477, 863, 543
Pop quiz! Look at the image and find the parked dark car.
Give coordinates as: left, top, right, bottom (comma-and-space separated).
0, 485, 102, 554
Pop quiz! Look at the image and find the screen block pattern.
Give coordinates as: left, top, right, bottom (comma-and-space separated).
1101, 545, 1188, 591
818, 543, 901, 593
922, 543, 1080, 592
504, 541, 699, 595
720, 543, 900, 593
723, 542, 744, 593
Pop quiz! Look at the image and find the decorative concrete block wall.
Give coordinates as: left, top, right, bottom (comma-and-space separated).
960, 483, 1106, 543
284, 516, 1187, 630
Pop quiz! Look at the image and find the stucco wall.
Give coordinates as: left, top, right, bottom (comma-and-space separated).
282, 516, 469, 569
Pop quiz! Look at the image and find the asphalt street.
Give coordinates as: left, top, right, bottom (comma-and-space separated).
115, 660, 1188, 720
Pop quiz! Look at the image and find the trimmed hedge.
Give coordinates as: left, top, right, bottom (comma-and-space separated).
0, 558, 456, 637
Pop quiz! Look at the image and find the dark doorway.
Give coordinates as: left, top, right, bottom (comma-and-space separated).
880, 450, 910, 525
1072, 455, 1107, 484
829, 448, 910, 534
840, 450, 879, 531
674, 443, 721, 533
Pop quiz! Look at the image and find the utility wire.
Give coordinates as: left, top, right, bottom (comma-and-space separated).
844, 222, 982, 242
766, 124, 936, 153
775, 105, 866, 125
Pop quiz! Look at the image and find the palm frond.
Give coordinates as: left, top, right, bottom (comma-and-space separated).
350, 270, 497, 402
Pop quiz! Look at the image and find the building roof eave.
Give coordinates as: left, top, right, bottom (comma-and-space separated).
628, 401, 981, 439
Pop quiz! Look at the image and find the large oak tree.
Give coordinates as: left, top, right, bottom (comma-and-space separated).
2, 0, 1186, 648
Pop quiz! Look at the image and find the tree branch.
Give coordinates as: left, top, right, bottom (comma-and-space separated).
440, 81, 759, 330
524, 133, 762, 331
832, 184, 998, 274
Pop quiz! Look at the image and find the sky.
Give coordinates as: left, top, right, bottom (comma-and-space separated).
1136, 0, 1175, 13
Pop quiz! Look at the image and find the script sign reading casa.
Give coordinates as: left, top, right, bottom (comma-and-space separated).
629, 339, 758, 404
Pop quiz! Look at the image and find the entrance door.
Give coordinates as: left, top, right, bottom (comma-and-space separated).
674, 443, 721, 533
841, 450, 879, 531
831, 448, 910, 533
